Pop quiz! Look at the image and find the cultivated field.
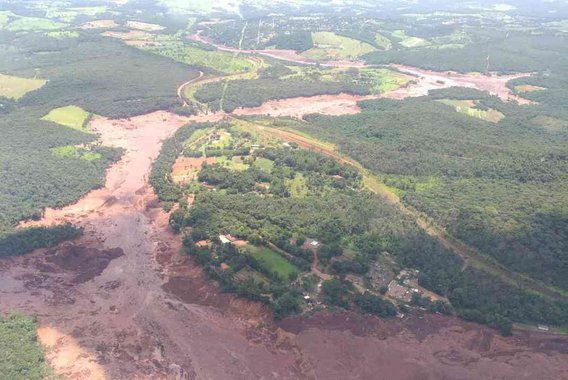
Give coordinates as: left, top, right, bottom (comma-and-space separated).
244, 244, 300, 280
0, 74, 47, 100
42, 106, 91, 131
437, 98, 505, 122
302, 32, 376, 60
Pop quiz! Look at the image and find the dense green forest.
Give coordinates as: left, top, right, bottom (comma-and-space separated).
194, 78, 368, 112
151, 120, 568, 332
0, 314, 49, 380
295, 91, 568, 292
0, 29, 200, 247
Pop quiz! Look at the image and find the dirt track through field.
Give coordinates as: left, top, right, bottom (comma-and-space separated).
0, 68, 565, 379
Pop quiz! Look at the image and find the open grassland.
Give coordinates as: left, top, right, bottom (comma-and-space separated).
216, 156, 249, 171
359, 68, 412, 93
392, 30, 431, 48
0, 74, 47, 100
437, 99, 505, 123
142, 41, 254, 74
302, 32, 376, 60
374, 33, 392, 50
0, 314, 49, 380
51, 146, 101, 161
0, 12, 10, 28
514, 84, 545, 93
244, 245, 300, 280
282, 66, 410, 94
286, 172, 308, 198
5, 17, 65, 32
42, 106, 91, 131
253, 157, 274, 172
44, 6, 107, 22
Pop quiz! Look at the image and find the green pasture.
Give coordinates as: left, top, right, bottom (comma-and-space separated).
243, 244, 300, 280
0, 74, 46, 100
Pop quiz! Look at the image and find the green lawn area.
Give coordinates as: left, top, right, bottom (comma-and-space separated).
6, 17, 65, 32
217, 156, 249, 171
437, 99, 505, 123
360, 68, 412, 93
243, 245, 300, 280
0, 74, 47, 100
514, 85, 545, 93
374, 32, 392, 50
42, 105, 91, 131
0, 314, 49, 380
302, 32, 376, 60
253, 157, 274, 173
286, 172, 308, 198
392, 30, 431, 48
142, 42, 254, 74
51, 145, 101, 161
208, 131, 233, 148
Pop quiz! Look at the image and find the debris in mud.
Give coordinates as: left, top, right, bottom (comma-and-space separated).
43, 244, 124, 284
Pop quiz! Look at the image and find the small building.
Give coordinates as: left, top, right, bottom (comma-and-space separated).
310, 240, 320, 248
219, 235, 231, 244
196, 240, 209, 248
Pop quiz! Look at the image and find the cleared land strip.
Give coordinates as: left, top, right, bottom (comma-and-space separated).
233, 117, 568, 302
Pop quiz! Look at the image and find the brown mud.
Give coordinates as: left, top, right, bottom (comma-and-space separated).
0, 85, 565, 378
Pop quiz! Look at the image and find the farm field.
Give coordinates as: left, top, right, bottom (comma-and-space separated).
391, 30, 431, 48
436, 98, 505, 122
4, 17, 65, 31
374, 32, 392, 50
302, 32, 376, 60
42, 106, 91, 131
51, 145, 101, 161
243, 244, 300, 280
140, 41, 255, 74
0, 74, 46, 100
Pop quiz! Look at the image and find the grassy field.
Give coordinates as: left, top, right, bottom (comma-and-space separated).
0, 314, 49, 380
437, 99, 505, 123
5, 17, 65, 32
253, 157, 274, 172
392, 30, 431, 48
45, 6, 107, 22
51, 145, 101, 161
244, 244, 300, 280
286, 172, 308, 197
143, 42, 254, 74
359, 68, 412, 93
302, 32, 376, 60
0, 74, 47, 100
282, 66, 410, 94
217, 156, 249, 171
374, 33, 392, 50
41, 105, 91, 131
514, 84, 545, 93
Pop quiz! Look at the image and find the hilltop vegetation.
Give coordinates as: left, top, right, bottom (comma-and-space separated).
296, 89, 568, 293
0, 314, 49, 380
